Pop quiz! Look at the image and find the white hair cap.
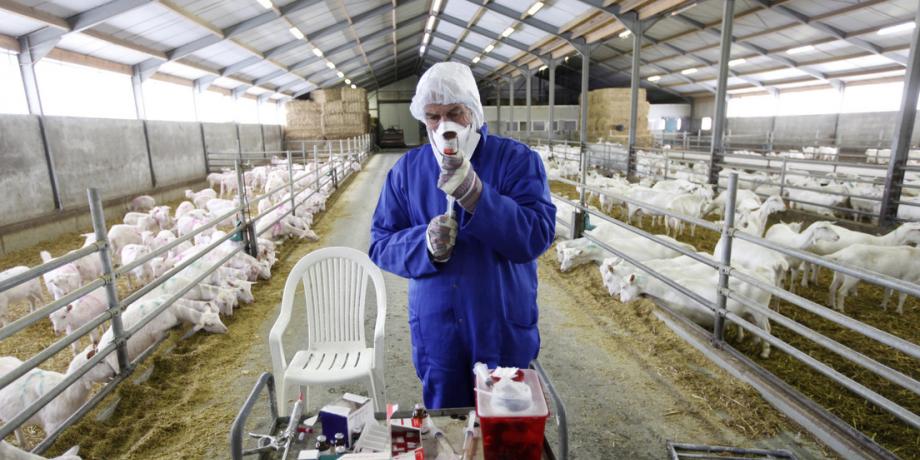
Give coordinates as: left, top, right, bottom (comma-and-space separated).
410, 62, 484, 129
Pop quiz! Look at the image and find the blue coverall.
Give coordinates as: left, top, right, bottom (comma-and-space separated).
369, 125, 556, 408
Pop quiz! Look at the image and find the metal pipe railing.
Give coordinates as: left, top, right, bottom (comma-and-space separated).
0, 144, 372, 452
0, 279, 105, 342
549, 170, 920, 438
724, 311, 920, 430
0, 243, 100, 293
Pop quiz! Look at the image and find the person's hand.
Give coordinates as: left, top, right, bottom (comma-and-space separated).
437, 153, 482, 212
426, 214, 457, 263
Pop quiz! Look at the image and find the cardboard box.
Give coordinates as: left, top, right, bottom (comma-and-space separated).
318, 393, 374, 448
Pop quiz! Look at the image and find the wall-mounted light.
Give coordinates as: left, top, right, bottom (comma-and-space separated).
484, 43, 495, 53
681, 68, 698, 75
647, 75, 661, 82
618, 30, 631, 39
312, 48, 323, 57
472, 56, 481, 64
337, 71, 344, 78
256, 0, 272, 9
326, 61, 336, 69
289, 27, 305, 40
501, 26, 515, 38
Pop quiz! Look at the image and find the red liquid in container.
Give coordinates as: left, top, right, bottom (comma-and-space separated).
475, 368, 549, 460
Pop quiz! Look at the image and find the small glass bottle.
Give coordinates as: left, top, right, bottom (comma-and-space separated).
334, 432, 346, 455
350, 425, 362, 446
412, 403, 430, 435
315, 434, 331, 452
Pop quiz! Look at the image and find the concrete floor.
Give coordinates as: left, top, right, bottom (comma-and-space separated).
229, 152, 829, 459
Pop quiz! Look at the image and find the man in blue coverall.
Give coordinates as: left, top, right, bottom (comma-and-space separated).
369, 62, 556, 408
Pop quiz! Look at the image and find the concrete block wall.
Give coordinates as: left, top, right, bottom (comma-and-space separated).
0, 113, 283, 231
239, 124, 264, 152
44, 116, 153, 208
0, 115, 56, 225
146, 120, 207, 188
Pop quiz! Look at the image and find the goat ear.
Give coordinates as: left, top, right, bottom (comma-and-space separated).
627, 273, 637, 284
66, 305, 72, 312
86, 348, 96, 359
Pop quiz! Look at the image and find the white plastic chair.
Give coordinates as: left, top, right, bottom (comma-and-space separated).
269, 246, 387, 415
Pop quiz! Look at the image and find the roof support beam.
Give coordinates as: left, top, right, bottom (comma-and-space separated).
626, 19, 641, 179
708, 0, 734, 186
880, 6, 920, 227
21, 0, 153, 62
220, 56, 262, 77
481, 2, 579, 47
748, 0, 907, 66
672, 13, 829, 82
264, 2, 393, 59
16, 36, 44, 115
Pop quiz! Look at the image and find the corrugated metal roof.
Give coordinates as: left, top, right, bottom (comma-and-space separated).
0, 0, 915, 97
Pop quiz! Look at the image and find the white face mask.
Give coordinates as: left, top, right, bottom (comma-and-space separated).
428, 120, 481, 160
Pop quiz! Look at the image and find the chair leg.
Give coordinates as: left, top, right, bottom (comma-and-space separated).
368, 368, 386, 412
277, 378, 290, 417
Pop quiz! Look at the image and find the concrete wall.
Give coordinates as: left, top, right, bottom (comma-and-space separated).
0, 115, 56, 226
146, 120, 207, 187
239, 124, 263, 152
202, 122, 239, 154
0, 114, 283, 233
263, 125, 282, 151
44, 116, 152, 208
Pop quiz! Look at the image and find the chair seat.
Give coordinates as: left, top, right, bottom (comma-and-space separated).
285, 348, 374, 385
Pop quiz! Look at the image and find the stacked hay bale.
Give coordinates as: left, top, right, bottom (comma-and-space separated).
285, 100, 324, 140
324, 87, 369, 139
587, 88, 652, 146
285, 87, 369, 141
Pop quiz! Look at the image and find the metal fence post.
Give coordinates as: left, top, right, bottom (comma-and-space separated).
713, 173, 738, 346
235, 160, 258, 257
664, 153, 670, 180
301, 143, 306, 168
313, 145, 320, 191
328, 143, 338, 189
87, 188, 129, 372
779, 157, 788, 197
287, 150, 296, 217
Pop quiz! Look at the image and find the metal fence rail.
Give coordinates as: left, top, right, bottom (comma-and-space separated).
526, 136, 920, 225
552, 172, 920, 456
0, 134, 372, 454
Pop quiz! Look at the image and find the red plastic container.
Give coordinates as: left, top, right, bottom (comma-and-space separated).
475, 368, 549, 460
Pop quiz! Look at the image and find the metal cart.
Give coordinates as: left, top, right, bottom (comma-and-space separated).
230, 359, 568, 460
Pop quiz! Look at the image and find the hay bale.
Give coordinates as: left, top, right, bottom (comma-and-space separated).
587, 88, 651, 143
340, 87, 366, 102
311, 89, 340, 104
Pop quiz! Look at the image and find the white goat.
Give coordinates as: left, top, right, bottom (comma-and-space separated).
48, 287, 107, 353
800, 222, 920, 286
826, 245, 920, 314
127, 195, 155, 212
107, 225, 143, 263
0, 267, 44, 324
0, 441, 80, 460
38, 252, 83, 301
0, 357, 91, 446
763, 221, 840, 290
617, 267, 774, 358
119, 244, 155, 289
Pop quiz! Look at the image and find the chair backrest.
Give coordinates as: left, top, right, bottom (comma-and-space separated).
280, 246, 386, 350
